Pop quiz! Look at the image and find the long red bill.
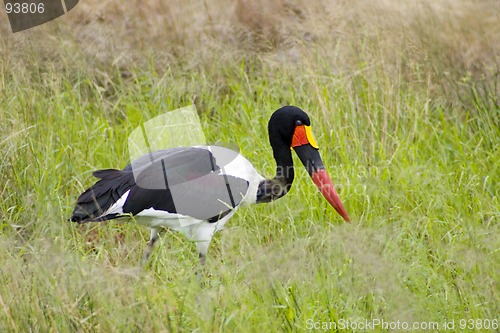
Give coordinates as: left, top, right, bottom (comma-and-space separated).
311, 169, 351, 222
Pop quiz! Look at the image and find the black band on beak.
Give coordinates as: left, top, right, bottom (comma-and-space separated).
293, 144, 325, 176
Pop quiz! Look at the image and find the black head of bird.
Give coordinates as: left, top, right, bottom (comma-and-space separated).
257, 106, 350, 221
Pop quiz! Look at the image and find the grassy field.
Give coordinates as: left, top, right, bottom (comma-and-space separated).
1, 0, 499, 332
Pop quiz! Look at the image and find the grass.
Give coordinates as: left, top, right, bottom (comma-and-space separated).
1, 0, 499, 332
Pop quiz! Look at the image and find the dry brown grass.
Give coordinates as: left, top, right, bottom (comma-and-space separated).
0, 0, 498, 107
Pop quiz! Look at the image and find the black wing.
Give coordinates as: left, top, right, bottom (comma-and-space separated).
70, 168, 135, 222
69, 147, 249, 223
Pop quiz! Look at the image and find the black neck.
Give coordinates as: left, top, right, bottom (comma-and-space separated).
272, 139, 295, 185
256, 139, 294, 203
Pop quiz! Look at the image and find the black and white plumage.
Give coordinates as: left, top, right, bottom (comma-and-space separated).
70, 106, 350, 264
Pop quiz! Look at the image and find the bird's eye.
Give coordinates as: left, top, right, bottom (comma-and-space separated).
295, 120, 303, 126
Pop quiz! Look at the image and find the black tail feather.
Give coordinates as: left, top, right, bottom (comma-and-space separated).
69, 169, 135, 222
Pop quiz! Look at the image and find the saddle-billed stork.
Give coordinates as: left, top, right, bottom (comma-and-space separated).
70, 106, 350, 265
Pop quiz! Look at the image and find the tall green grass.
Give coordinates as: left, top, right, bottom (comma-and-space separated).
1, 0, 499, 331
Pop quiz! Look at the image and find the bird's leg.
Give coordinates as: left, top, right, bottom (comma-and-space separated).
199, 253, 207, 266
195, 240, 210, 282
142, 227, 161, 265
191, 224, 217, 283
196, 240, 210, 266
